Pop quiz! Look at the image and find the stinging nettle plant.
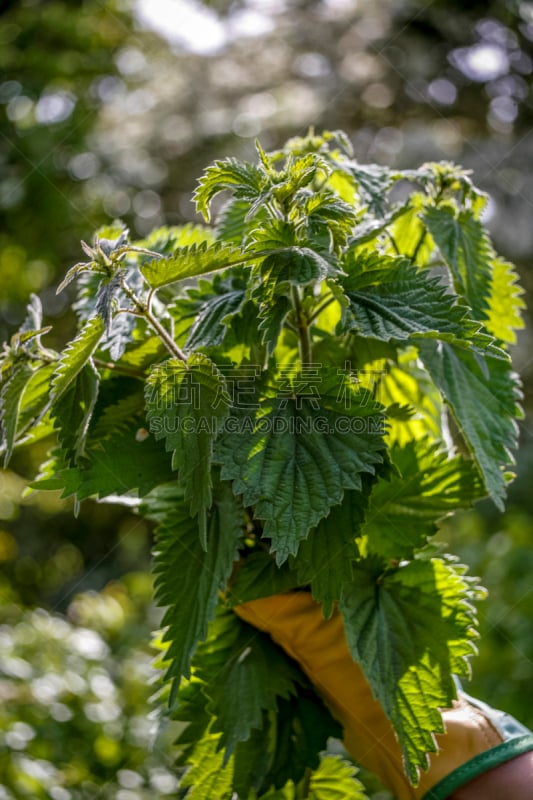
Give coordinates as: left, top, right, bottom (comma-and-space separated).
0, 130, 525, 797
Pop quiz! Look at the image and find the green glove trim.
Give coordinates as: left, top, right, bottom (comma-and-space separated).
421, 733, 533, 800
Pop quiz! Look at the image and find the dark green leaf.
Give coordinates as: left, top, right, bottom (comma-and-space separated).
141, 241, 255, 289
50, 316, 104, 402
33, 419, 174, 500
216, 370, 386, 564
362, 441, 485, 560
422, 206, 492, 322
148, 484, 243, 685
340, 253, 484, 347
226, 551, 299, 607
419, 341, 522, 509
195, 158, 267, 221
293, 489, 369, 617
52, 362, 99, 466
0, 362, 33, 465
145, 354, 230, 544
340, 557, 482, 783
196, 610, 299, 758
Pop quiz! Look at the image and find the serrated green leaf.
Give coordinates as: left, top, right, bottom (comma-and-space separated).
216, 370, 386, 564
215, 197, 262, 244
226, 551, 299, 607
389, 195, 434, 265
148, 484, 243, 685
293, 489, 368, 617
33, 420, 174, 500
340, 253, 484, 346
181, 734, 234, 799
484, 258, 525, 344
340, 557, 482, 784
141, 240, 255, 289
52, 362, 99, 466
362, 441, 485, 560
260, 247, 332, 286
422, 205, 493, 322
378, 359, 443, 446
137, 222, 214, 254
309, 755, 368, 800
195, 157, 267, 221
342, 161, 398, 216
418, 341, 521, 509
196, 610, 299, 758
265, 691, 341, 791
16, 362, 56, 439
257, 294, 292, 355
186, 284, 246, 350
0, 362, 33, 465
50, 316, 104, 402
145, 354, 230, 544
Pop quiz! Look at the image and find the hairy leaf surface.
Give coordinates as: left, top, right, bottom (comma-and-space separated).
419, 341, 521, 508
145, 354, 230, 544
216, 372, 386, 564
340, 557, 482, 783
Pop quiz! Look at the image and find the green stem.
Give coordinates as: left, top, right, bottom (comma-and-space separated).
121, 280, 189, 366
411, 230, 427, 262
291, 285, 312, 365
308, 293, 335, 324
93, 358, 146, 380
296, 767, 312, 799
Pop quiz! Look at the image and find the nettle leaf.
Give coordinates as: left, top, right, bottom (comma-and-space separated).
260, 247, 333, 287
484, 258, 525, 345
0, 362, 33, 465
16, 362, 57, 443
216, 370, 386, 564
33, 419, 174, 500
141, 241, 255, 289
265, 689, 341, 791
309, 755, 368, 800
195, 157, 268, 221
145, 354, 230, 545
215, 197, 263, 245
340, 557, 482, 784
389, 196, 434, 265
257, 294, 293, 355
341, 161, 398, 217
148, 484, 243, 686
50, 316, 104, 402
419, 341, 522, 509
138, 222, 214, 255
184, 272, 248, 351
340, 253, 483, 347
226, 550, 299, 607
180, 734, 234, 800
196, 610, 299, 758
362, 441, 485, 560
293, 488, 369, 618
52, 362, 99, 466
422, 205, 493, 322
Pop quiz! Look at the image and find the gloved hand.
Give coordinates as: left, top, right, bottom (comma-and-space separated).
234, 590, 533, 800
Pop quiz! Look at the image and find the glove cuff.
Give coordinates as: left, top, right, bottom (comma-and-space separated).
421, 689, 533, 800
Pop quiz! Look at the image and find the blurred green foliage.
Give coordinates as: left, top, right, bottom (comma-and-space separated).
0, 573, 181, 799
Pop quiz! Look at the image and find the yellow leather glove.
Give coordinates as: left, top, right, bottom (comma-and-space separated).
234, 591, 533, 800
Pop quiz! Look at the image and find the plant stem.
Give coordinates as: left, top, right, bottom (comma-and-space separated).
296, 767, 312, 799
308, 293, 335, 323
93, 358, 147, 380
291, 285, 312, 365
121, 280, 189, 366
411, 230, 427, 262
